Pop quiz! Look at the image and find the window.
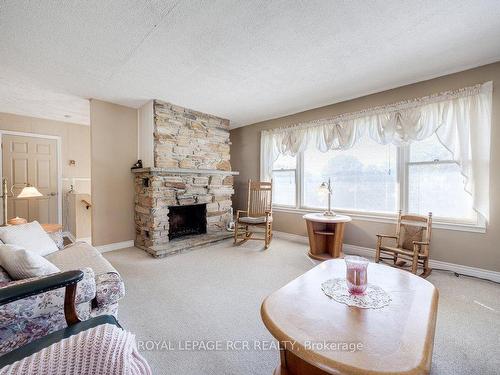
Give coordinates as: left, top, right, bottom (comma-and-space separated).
270, 134, 479, 227
303, 138, 397, 213
407, 134, 475, 220
271, 153, 296, 206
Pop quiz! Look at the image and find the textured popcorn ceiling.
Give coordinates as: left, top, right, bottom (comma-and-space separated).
0, 1, 500, 128
0, 66, 90, 125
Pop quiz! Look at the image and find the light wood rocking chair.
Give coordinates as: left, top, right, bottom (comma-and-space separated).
375, 211, 433, 278
234, 179, 273, 249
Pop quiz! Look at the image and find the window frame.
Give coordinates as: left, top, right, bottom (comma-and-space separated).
271, 142, 486, 233
271, 162, 298, 208
300, 142, 399, 214
403, 142, 483, 225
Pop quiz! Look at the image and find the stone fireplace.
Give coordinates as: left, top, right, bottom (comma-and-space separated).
133, 100, 238, 257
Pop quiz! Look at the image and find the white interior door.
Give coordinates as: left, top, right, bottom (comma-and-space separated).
2, 134, 58, 224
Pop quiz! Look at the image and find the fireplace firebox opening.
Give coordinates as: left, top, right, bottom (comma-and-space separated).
168, 204, 207, 240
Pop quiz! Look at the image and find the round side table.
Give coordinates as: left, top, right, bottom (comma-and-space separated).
303, 213, 352, 260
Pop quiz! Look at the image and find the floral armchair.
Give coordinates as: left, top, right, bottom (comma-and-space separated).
0, 241, 125, 356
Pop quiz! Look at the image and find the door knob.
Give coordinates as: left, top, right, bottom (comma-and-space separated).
49, 192, 57, 196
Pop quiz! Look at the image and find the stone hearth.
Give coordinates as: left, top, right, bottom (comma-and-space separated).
133, 100, 238, 258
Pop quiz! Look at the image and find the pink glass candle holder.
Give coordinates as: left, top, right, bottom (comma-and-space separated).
345, 256, 369, 294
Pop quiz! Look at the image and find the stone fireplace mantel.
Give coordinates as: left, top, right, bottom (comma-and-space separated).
132, 167, 239, 176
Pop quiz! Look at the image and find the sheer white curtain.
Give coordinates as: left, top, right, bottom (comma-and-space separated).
261, 82, 492, 220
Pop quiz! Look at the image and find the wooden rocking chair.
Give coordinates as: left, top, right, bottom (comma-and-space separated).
234, 180, 273, 249
375, 211, 433, 278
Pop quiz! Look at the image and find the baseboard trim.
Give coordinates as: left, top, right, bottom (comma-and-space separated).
274, 231, 500, 283
343, 244, 374, 258
76, 237, 92, 245
428, 258, 500, 283
96, 240, 134, 254
274, 231, 309, 244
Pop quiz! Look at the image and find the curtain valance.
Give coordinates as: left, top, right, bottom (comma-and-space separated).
261, 82, 492, 220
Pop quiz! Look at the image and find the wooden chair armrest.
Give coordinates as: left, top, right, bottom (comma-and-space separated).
413, 241, 430, 256
413, 241, 430, 245
236, 210, 248, 219
0, 270, 83, 326
0, 270, 83, 306
376, 234, 398, 239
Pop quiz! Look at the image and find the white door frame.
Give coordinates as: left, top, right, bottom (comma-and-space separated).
0, 130, 63, 225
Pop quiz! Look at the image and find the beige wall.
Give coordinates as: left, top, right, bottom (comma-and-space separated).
67, 192, 91, 240
90, 99, 137, 246
0, 112, 91, 181
0, 112, 91, 228
230, 62, 500, 272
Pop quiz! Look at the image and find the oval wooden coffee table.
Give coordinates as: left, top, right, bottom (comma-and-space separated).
261, 259, 438, 375
303, 213, 352, 260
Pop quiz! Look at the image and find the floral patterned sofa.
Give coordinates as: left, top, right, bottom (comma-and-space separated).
0, 241, 125, 356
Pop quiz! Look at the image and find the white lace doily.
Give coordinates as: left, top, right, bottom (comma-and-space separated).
321, 278, 391, 309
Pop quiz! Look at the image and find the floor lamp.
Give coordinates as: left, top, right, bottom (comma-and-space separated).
1, 177, 43, 226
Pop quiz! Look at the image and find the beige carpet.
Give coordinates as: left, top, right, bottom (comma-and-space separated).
104, 238, 500, 375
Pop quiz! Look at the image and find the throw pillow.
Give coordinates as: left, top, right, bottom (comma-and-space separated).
0, 244, 60, 280
0, 221, 58, 256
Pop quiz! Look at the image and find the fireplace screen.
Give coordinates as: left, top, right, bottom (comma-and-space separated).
168, 204, 207, 240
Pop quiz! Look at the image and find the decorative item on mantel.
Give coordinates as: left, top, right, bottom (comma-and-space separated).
131, 159, 143, 170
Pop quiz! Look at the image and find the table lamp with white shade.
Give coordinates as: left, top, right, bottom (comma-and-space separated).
319, 178, 335, 216
1, 177, 43, 225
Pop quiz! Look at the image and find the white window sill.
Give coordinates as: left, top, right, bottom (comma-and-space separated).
272, 206, 486, 233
